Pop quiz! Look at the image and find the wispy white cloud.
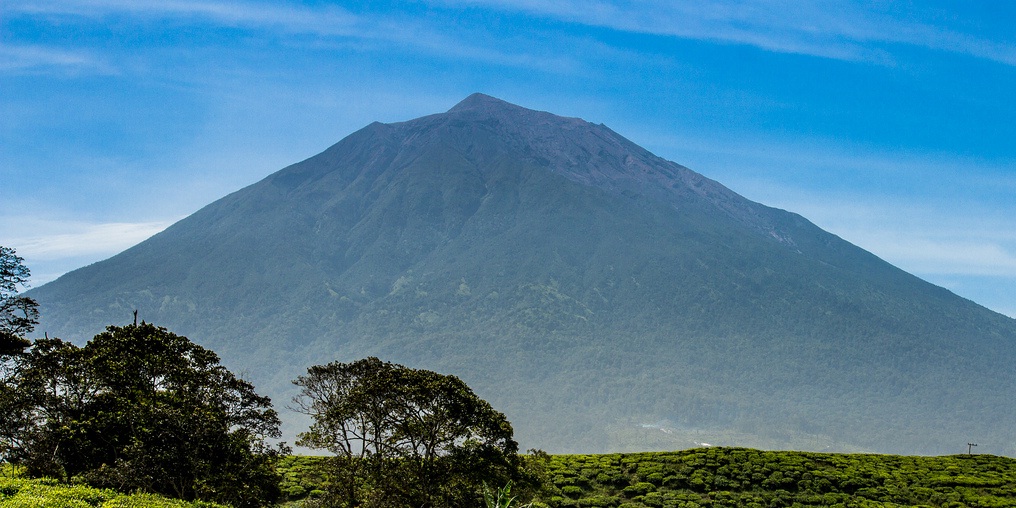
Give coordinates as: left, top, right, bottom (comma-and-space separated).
440, 0, 885, 61
1, 218, 174, 284
9, 0, 1016, 82
0, 45, 116, 74
884, 17, 1016, 66
743, 188, 1016, 278
4, 219, 171, 261
718, 179, 1016, 318
8, 0, 360, 35
632, 130, 1016, 283
6, 0, 580, 73
437, 0, 1016, 66
853, 234, 1016, 278
639, 124, 1016, 197
801, 202, 1016, 278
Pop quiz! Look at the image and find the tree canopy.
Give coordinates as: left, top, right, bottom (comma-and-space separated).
0, 322, 286, 507
293, 357, 533, 507
0, 246, 38, 356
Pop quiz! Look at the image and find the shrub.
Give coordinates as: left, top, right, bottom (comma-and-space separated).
562, 485, 585, 498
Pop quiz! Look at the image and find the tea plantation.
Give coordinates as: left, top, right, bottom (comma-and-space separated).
0, 465, 227, 508
15, 448, 1016, 506
530, 448, 1016, 507
277, 447, 1016, 507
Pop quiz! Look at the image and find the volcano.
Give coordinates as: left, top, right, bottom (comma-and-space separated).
30, 93, 1016, 454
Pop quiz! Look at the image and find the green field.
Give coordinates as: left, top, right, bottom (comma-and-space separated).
11, 448, 1016, 507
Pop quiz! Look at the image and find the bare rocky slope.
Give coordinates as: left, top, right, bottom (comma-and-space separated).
29, 94, 1016, 454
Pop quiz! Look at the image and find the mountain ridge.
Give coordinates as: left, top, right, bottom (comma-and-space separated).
28, 94, 1016, 455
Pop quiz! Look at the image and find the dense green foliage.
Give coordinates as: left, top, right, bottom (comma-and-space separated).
278, 448, 1016, 507
0, 464, 228, 507
292, 357, 533, 507
532, 448, 1016, 507
0, 323, 286, 507
0, 246, 38, 356
15, 447, 1016, 507
276, 452, 548, 506
276, 456, 330, 502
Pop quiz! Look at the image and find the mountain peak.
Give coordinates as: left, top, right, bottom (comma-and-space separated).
30, 93, 1016, 456
447, 92, 528, 115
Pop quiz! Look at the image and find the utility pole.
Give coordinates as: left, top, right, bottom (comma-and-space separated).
968, 443, 978, 455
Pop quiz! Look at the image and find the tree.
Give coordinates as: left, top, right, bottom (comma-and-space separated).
292, 357, 534, 508
0, 246, 39, 356
0, 322, 287, 507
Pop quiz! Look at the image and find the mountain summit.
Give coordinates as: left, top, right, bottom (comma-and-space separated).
447, 92, 521, 113
30, 94, 1016, 454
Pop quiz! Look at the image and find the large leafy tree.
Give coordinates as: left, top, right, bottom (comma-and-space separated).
293, 357, 533, 508
0, 246, 39, 356
0, 322, 286, 507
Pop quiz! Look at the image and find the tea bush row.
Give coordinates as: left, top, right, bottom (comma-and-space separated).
530, 448, 1016, 507
0, 465, 227, 508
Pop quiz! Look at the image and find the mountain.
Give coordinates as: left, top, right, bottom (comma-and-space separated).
29, 93, 1016, 455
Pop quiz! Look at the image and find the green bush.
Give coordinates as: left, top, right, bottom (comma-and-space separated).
562, 485, 585, 498
0, 466, 226, 508
577, 495, 620, 507
622, 482, 655, 497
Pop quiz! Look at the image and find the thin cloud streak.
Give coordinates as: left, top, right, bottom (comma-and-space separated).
2, 218, 174, 284
8, 0, 360, 36
636, 132, 1016, 282
7, 220, 172, 261
0, 45, 116, 74
7, 0, 578, 74
641, 130, 1016, 209
836, 227, 1016, 278
750, 195, 1016, 278
441, 0, 1016, 66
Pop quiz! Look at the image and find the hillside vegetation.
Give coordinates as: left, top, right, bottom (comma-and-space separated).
0, 465, 226, 507
11, 448, 1016, 507
279, 448, 1016, 507
532, 448, 1016, 507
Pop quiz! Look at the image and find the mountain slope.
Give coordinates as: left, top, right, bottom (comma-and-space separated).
30, 94, 1016, 454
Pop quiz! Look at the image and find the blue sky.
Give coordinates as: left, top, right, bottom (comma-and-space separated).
2, 0, 1015, 318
